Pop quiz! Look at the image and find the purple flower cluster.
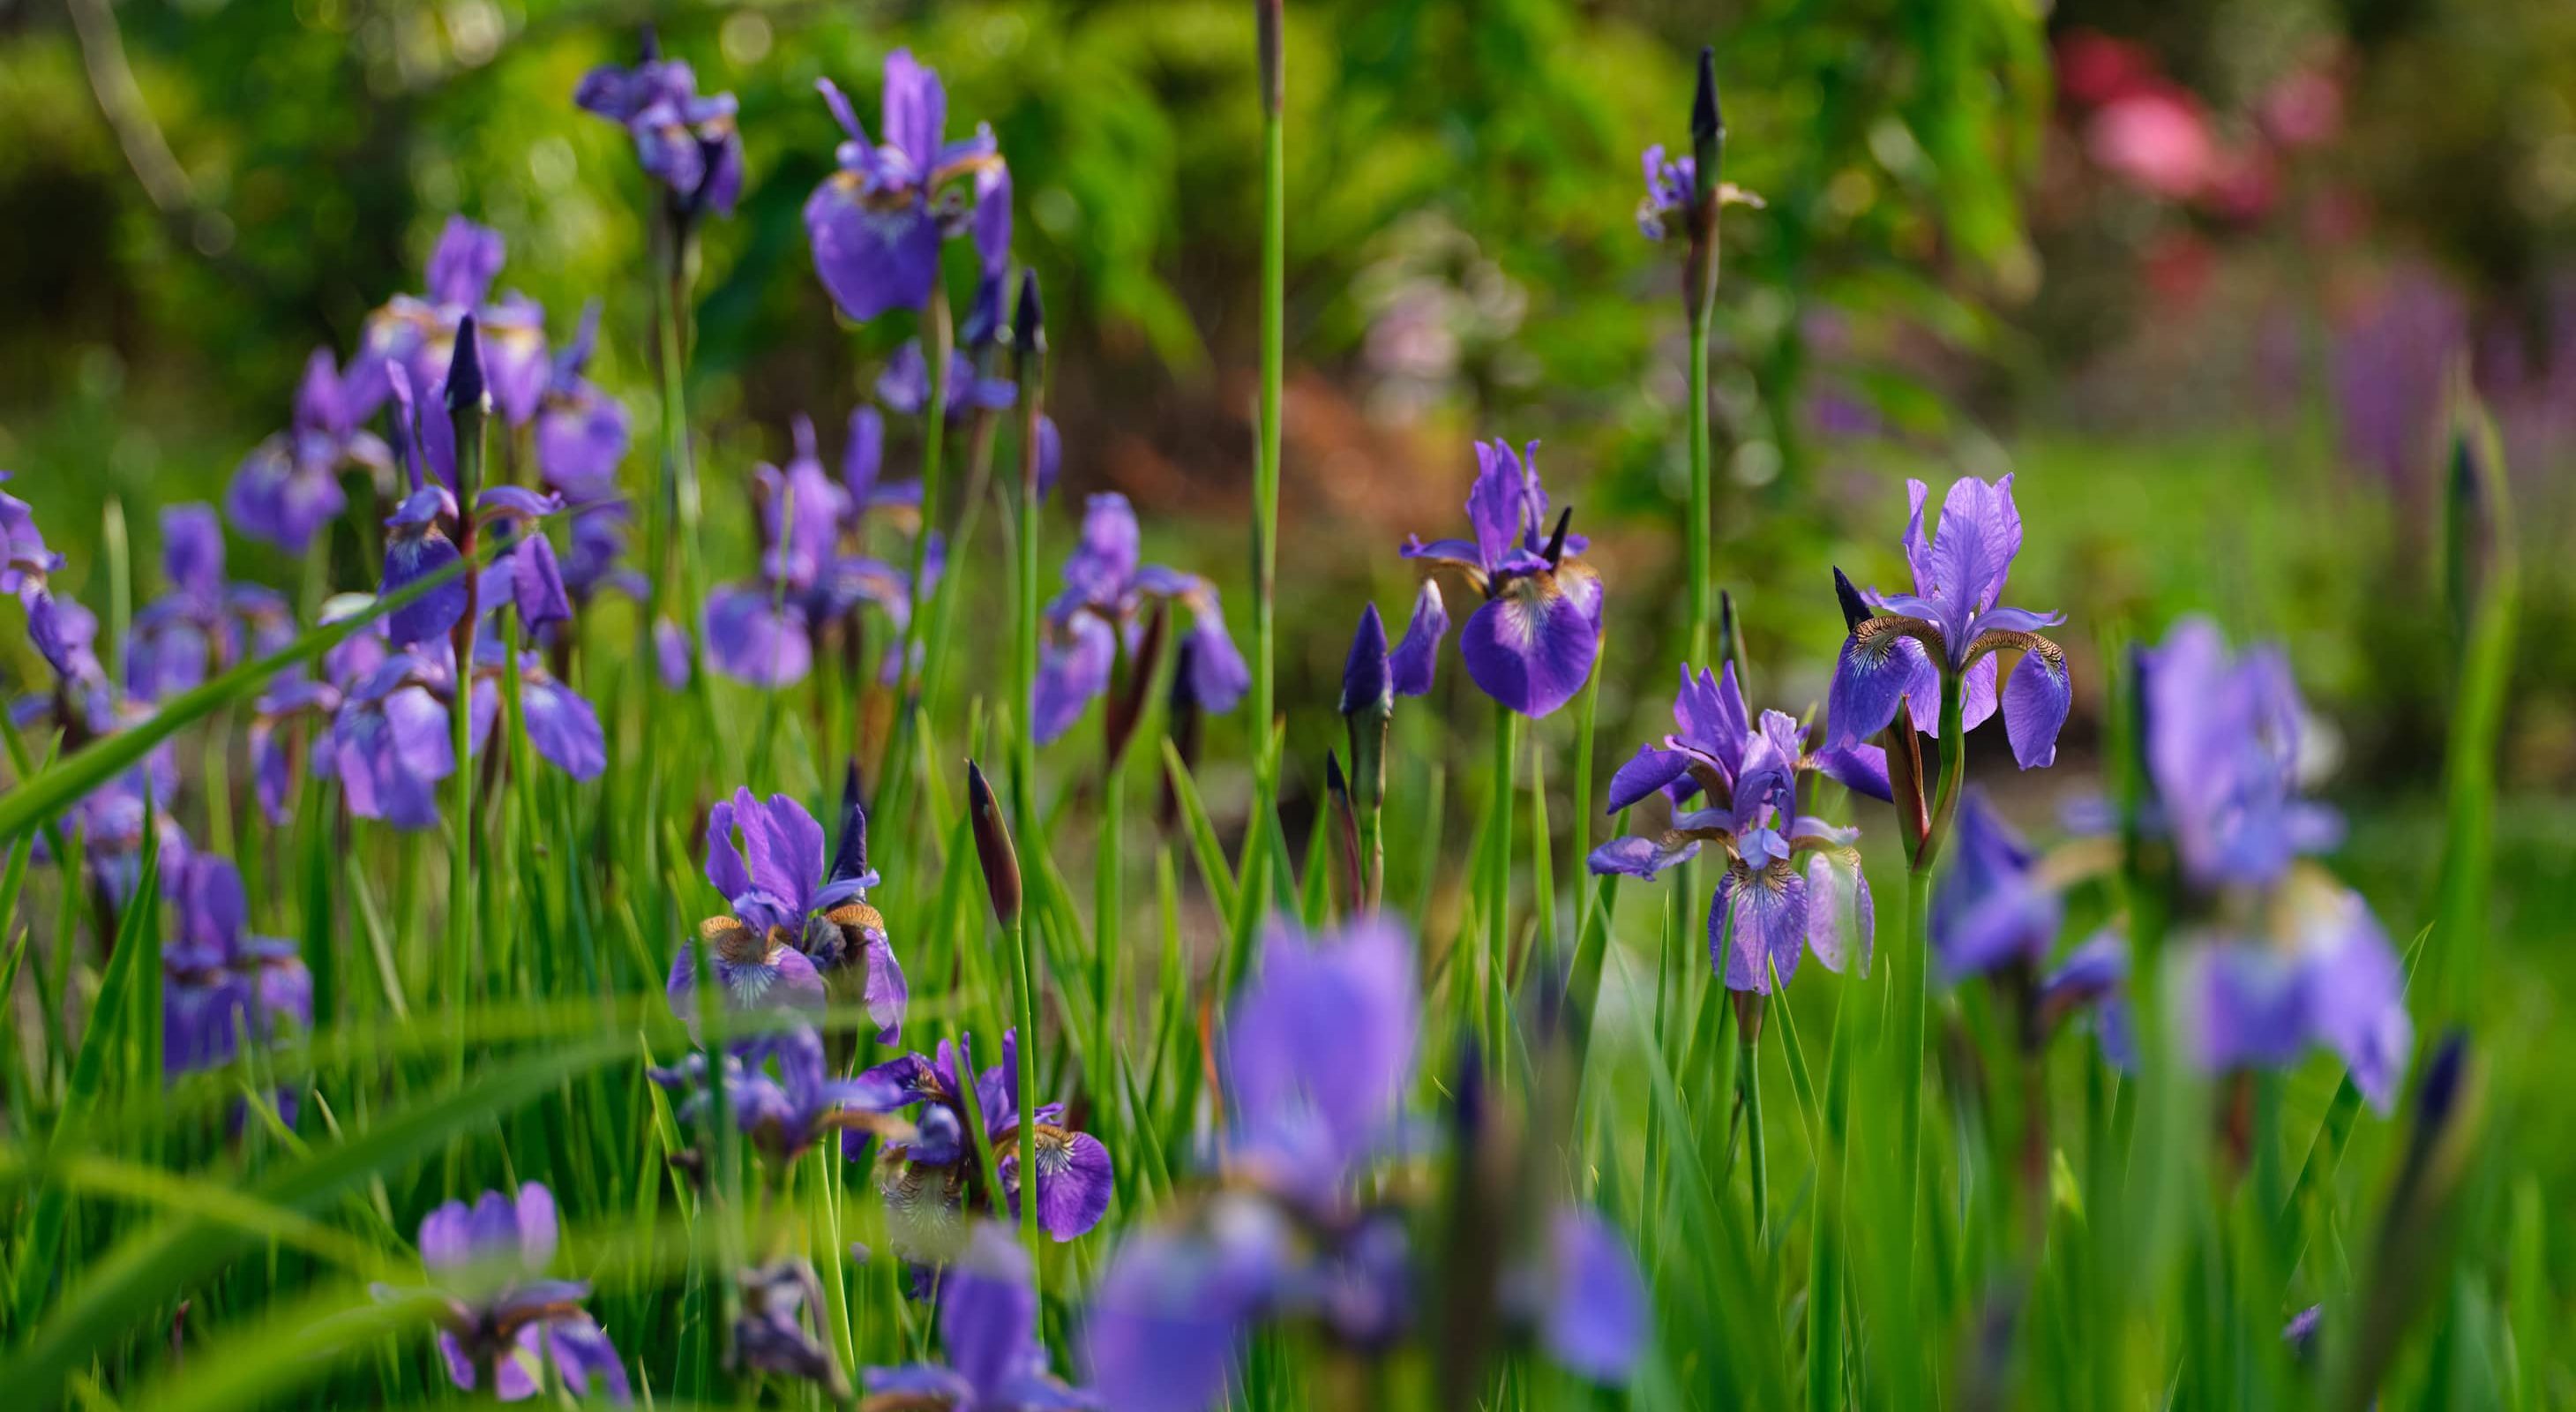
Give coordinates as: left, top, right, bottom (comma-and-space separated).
1036, 494, 1247, 743
161, 852, 311, 1115
575, 38, 745, 221
1590, 663, 1883, 993
378, 1183, 631, 1402
847, 1026, 1115, 1248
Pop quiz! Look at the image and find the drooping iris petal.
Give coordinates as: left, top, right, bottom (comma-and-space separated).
1459, 573, 1599, 718
1006, 1126, 1115, 1241
505, 533, 572, 629
1225, 917, 1418, 1199
1825, 625, 1932, 748
1712, 855, 1809, 994
1033, 613, 1115, 744
1928, 791, 2060, 980
1082, 1223, 1273, 1412
520, 675, 606, 779
703, 585, 814, 687
1812, 743, 1893, 801
862, 934, 908, 1044
1540, 1210, 1648, 1384
805, 184, 941, 323
2291, 881, 2411, 1113
382, 497, 466, 648
1185, 610, 1251, 715
2000, 640, 2072, 769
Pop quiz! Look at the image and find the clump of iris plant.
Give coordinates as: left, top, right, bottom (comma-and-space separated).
846, 1027, 1113, 1254
805, 49, 1009, 324
1825, 474, 2071, 770
1589, 662, 1880, 994
1082, 918, 1644, 1409
225, 349, 393, 553
375, 1183, 631, 1403
1399, 438, 1604, 718
666, 777, 907, 1045
864, 1223, 1095, 1409
1034, 493, 1247, 744
701, 413, 925, 687
574, 30, 745, 224
649, 1023, 912, 1167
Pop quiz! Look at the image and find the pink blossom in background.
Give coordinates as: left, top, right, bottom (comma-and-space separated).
2260, 67, 2345, 150
2088, 87, 2216, 199
2056, 30, 2160, 108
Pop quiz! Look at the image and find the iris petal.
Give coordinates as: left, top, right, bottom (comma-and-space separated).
2001, 640, 2072, 770
1458, 574, 1598, 718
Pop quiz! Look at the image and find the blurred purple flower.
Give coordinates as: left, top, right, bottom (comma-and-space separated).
226, 349, 393, 552
353, 218, 550, 427
535, 302, 630, 502
703, 415, 923, 688
1035, 493, 1244, 743
878, 339, 1019, 420
848, 1027, 1113, 1244
1400, 439, 1605, 717
2, 471, 80, 682
1825, 476, 2071, 769
376, 1183, 631, 1403
2141, 617, 2342, 890
574, 42, 745, 219
161, 852, 311, 1106
126, 506, 294, 704
864, 1224, 1097, 1409
650, 1023, 910, 1163
734, 1258, 850, 1393
1929, 789, 2063, 980
806, 51, 1009, 323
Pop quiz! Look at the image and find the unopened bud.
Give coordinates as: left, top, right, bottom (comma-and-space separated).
965, 760, 1022, 928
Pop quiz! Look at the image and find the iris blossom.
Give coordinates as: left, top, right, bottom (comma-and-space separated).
865, 1224, 1097, 1410
2, 471, 79, 680
378, 1183, 630, 1402
806, 50, 1009, 323
665, 785, 907, 1043
354, 218, 550, 427
1589, 663, 1879, 994
573, 41, 745, 220
2140, 619, 2411, 1109
327, 627, 603, 830
225, 349, 393, 552
848, 1028, 1114, 1246
1034, 493, 1247, 744
1928, 789, 2064, 981
649, 1024, 911, 1164
126, 506, 293, 704
703, 414, 925, 687
1083, 919, 1645, 1410
1825, 475, 2071, 770
534, 302, 630, 503
1399, 439, 1605, 718
161, 852, 311, 1111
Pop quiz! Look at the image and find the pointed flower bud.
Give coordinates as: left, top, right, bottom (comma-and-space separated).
445, 314, 490, 417
965, 760, 1022, 929
1014, 269, 1046, 373
827, 758, 871, 886
1339, 603, 1393, 719
1690, 47, 1725, 192
1831, 565, 1871, 631
1255, 0, 1285, 117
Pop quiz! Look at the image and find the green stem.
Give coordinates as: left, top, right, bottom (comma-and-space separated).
1485, 708, 1518, 1048
1096, 740, 1123, 1124
1686, 311, 1712, 665
1740, 1017, 1768, 1247
1252, 20, 1284, 744
1007, 909, 1044, 1288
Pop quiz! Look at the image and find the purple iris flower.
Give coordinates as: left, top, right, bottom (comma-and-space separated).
247, 677, 339, 826
1589, 663, 1877, 993
573, 43, 745, 219
1399, 439, 1606, 718
377, 1183, 631, 1403
226, 349, 393, 552
2130, 618, 2409, 1108
877, 339, 1020, 421
2142, 617, 2344, 889
476, 486, 573, 632
864, 1224, 1097, 1409
1034, 494, 1246, 744
353, 218, 550, 427
1222, 917, 1420, 1205
535, 303, 630, 503
330, 642, 498, 830
3, 471, 80, 681
703, 415, 923, 688
848, 1028, 1114, 1244
1929, 789, 2063, 980
161, 852, 311, 1100
666, 785, 907, 1044
1825, 476, 2071, 769
650, 1023, 910, 1163
838, 405, 926, 524
806, 50, 1009, 323
127, 505, 294, 703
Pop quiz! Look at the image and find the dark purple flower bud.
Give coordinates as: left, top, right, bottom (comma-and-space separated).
1389, 581, 1448, 697
444, 315, 488, 417
1013, 269, 1045, 373
1339, 603, 1392, 719
1690, 47, 1724, 199
1256, 0, 1284, 116
965, 760, 1021, 928
827, 758, 870, 886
